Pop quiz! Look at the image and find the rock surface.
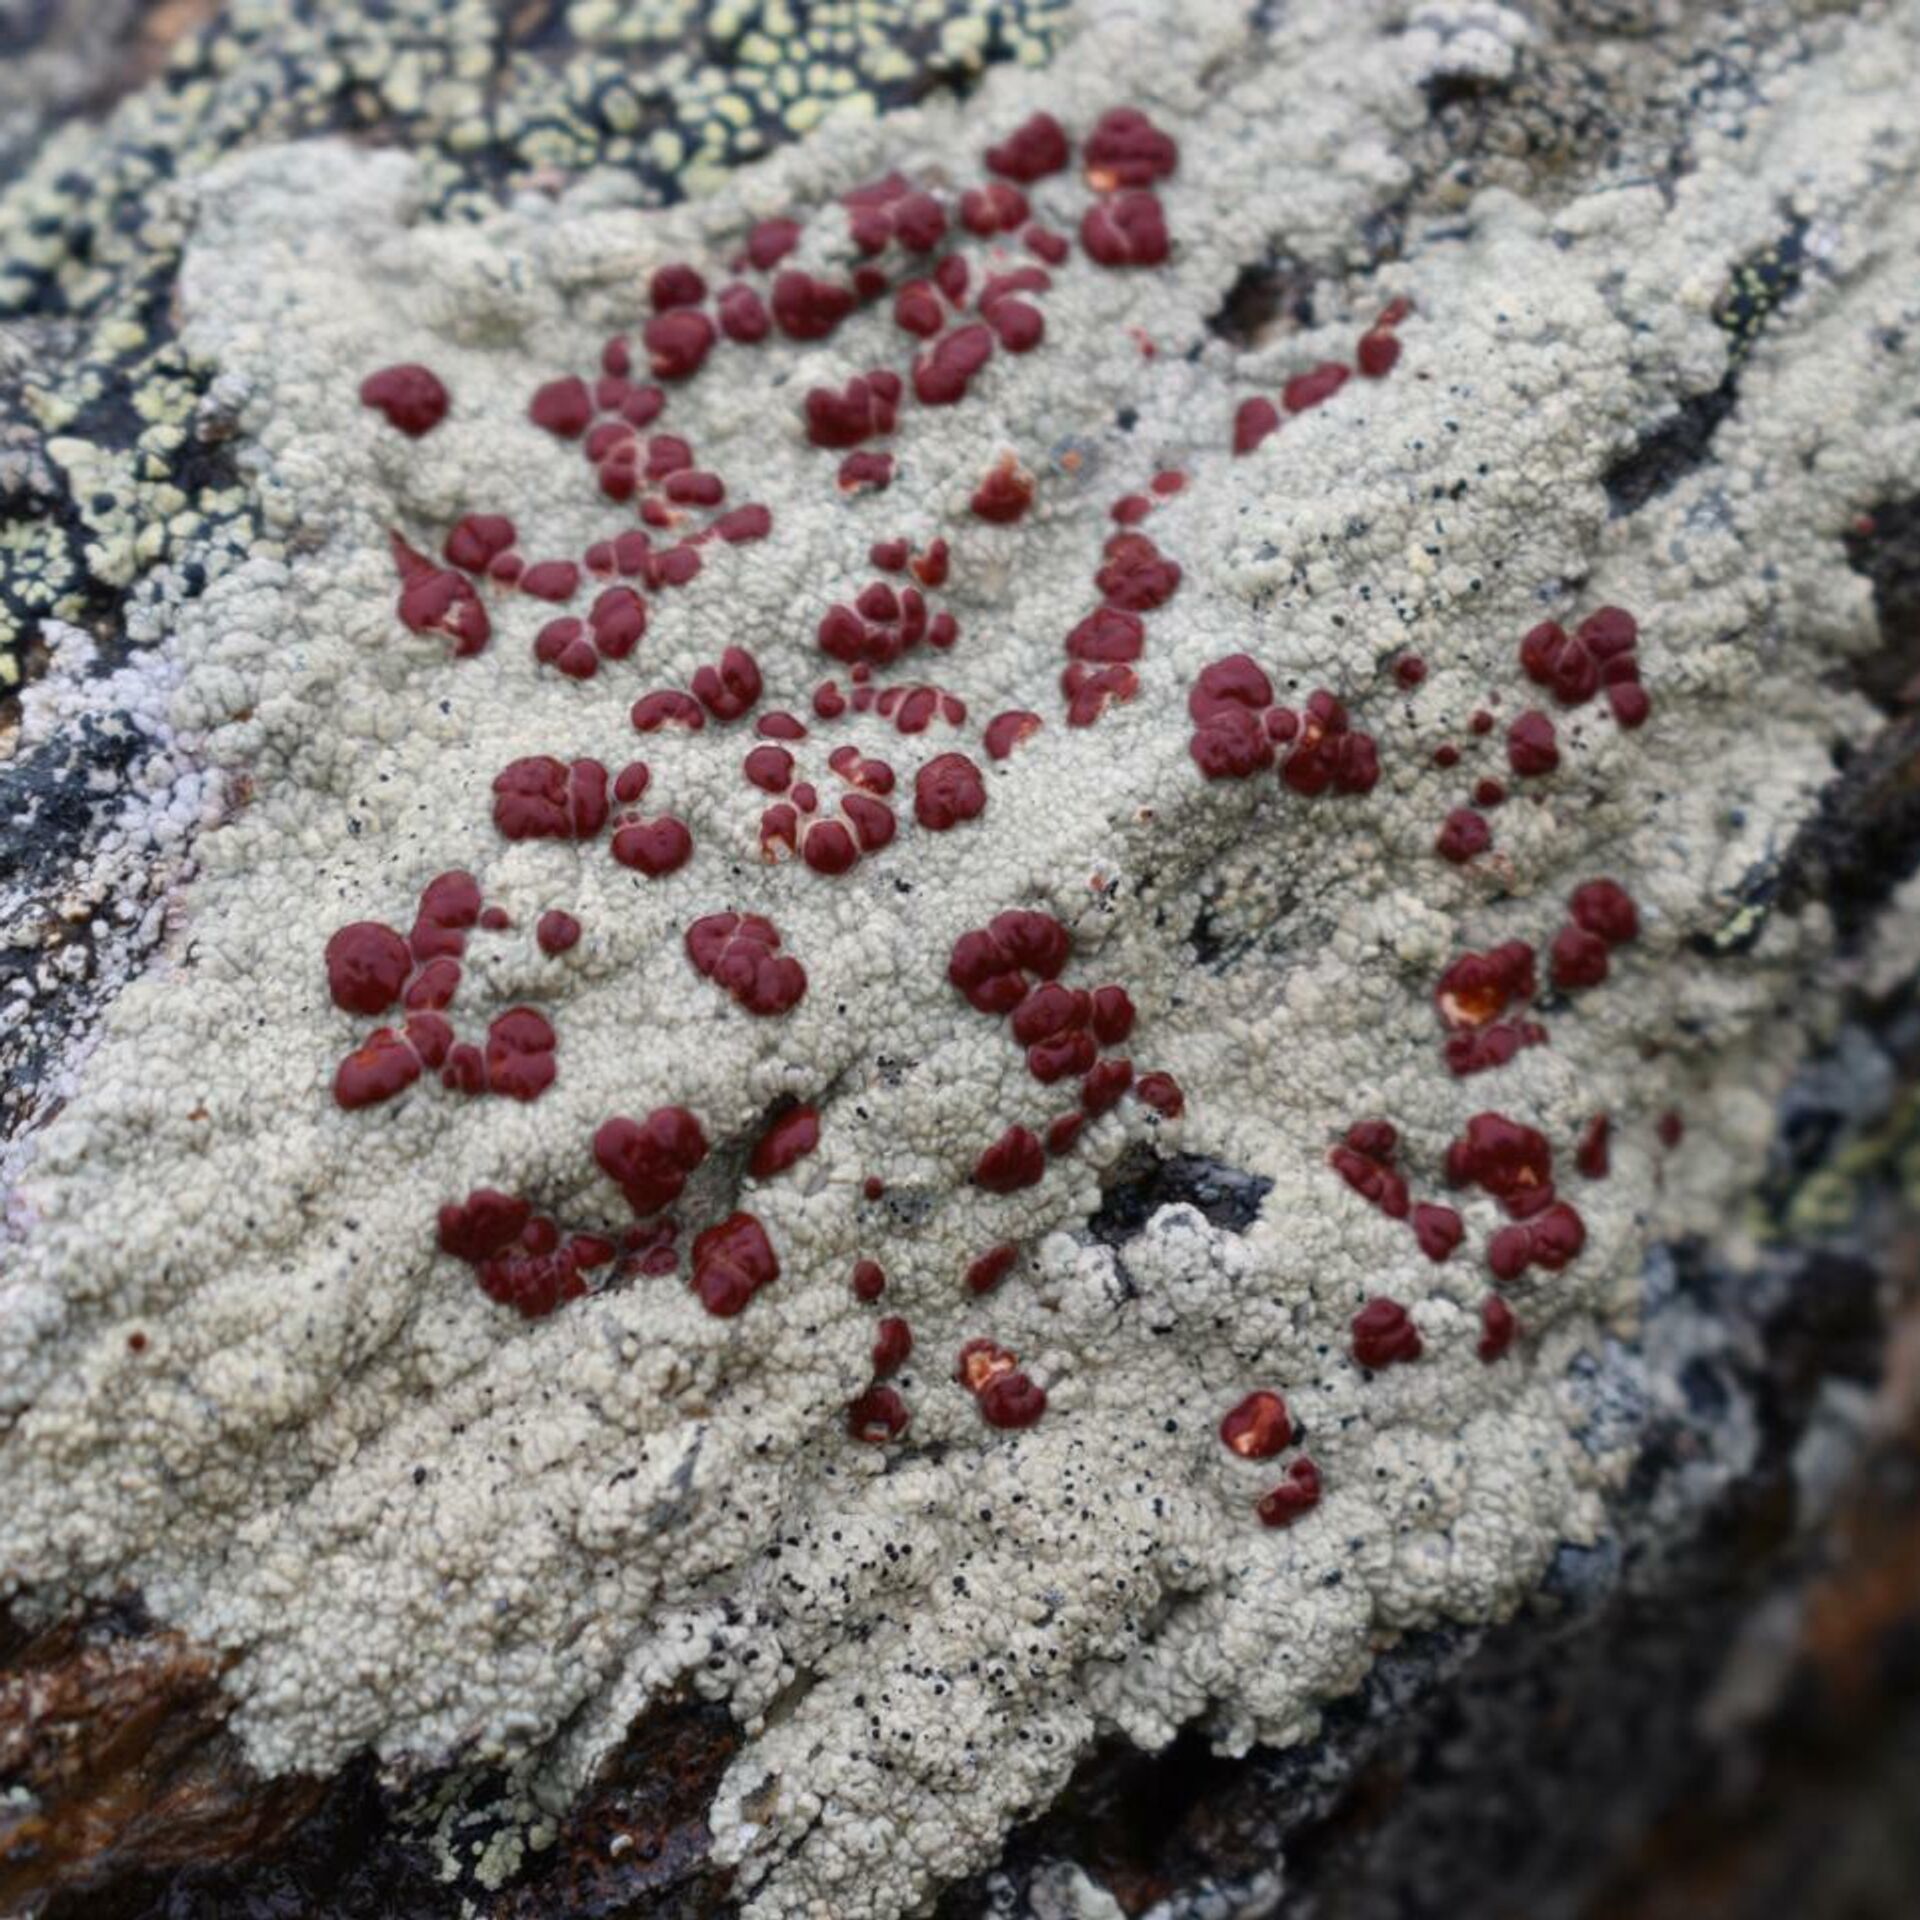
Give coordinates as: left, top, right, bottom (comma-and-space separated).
2, 2, 1919, 1917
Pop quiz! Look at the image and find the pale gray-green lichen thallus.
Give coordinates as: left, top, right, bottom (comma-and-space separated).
4, 2, 1920, 1917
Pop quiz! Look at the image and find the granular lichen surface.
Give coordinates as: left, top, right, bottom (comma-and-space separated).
0, 0, 1068, 691
3, 3, 1919, 1917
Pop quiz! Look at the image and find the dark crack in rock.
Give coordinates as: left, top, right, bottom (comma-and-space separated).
1206, 252, 1318, 349
1605, 226, 1807, 517
1777, 488, 1920, 951
1845, 492, 1920, 713
1088, 1148, 1273, 1245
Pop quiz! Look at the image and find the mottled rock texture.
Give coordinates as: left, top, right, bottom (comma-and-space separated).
2, 2, 1919, 1917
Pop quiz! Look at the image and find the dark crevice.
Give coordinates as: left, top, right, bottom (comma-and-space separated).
934, 1728, 1250, 1918
1422, 71, 1507, 115
1775, 493, 1920, 950
1843, 493, 1920, 712
1604, 224, 1806, 517
1206, 253, 1316, 348
1185, 895, 1275, 974
1603, 380, 1738, 517
1185, 901, 1227, 967
1087, 1148, 1272, 1245
1776, 712, 1920, 951
496, 1697, 737, 1919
